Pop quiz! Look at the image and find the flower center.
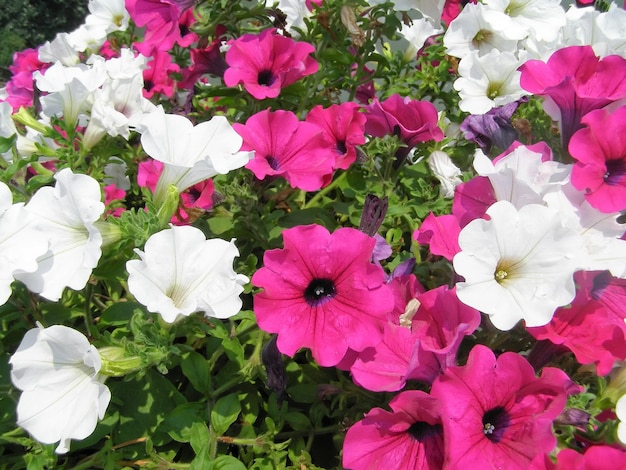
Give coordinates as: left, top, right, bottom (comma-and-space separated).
266, 156, 280, 170
472, 29, 492, 48
258, 69, 277, 87
494, 259, 515, 285
407, 421, 443, 441
482, 406, 510, 443
487, 81, 504, 100
336, 140, 347, 155
304, 278, 336, 306
604, 159, 626, 186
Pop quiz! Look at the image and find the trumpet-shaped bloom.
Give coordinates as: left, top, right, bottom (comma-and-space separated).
138, 107, 252, 206
342, 390, 444, 470
431, 345, 573, 469
252, 224, 394, 367
127, 225, 249, 323
305, 102, 366, 170
454, 49, 528, 115
224, 29, 318, 100
0, 182, 48, 305
518, 45, 626, 150
453, 200, 582, 330
9, 324, 111, 454
15, 169, 105, 301
444, 2, 523, 58
569, 105, 626, 213
234, 109, 335, 191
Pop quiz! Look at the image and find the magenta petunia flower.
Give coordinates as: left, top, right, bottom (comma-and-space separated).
127, 0, 197, 53
142, 48, 180, 98
349, 285, 480, 391
342, 390, 444, 470
364, 94, 444, 163
569, 105, 626, 213
529, 445, 626, 470
3, 48, 50, 111
431, 345, 574, 469
252, 224, 393, 367
223, 29, 318, 100
413, 212, 462, 262
527, 270, 626, 376
519, 45, 626, 150
305, 102, 366, 170
234, 109, 335, 191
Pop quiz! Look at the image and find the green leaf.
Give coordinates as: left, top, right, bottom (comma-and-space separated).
208, 455, 247, 470
284, 412, 311, 431
210, 394, 241, 436
189, 421, 211, 469
162, 403, 205, 443
181, 351, 211, 395
100, 302, 144, 326
0, 134, 16, 154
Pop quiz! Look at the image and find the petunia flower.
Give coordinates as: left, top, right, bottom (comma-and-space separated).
252, 224, 394, 367
431, 344, 574, 469
15, 169, 105, 302
459, 101, 520, 153
234, 109, 335, 191
138, 107, 252, 207
223, 29, 318, 100
9, 324, 111, 454
454, 49, 528, 115
453, 200, 583, 330
568, 105, 626, 213
304, 102, 366, 171
342, 390, 444, 470
0, 182, 48, 305
126, 225, 248, 323
518, 45, 626, 150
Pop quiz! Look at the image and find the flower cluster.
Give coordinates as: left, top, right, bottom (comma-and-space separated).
0, 0, 626, 468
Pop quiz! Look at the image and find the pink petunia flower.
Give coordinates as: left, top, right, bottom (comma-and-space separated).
349, 285, 480, 391
527, 270, 626, 376
252, 224, 393, 367
413, 212, 462, 261
234, 109, 335, 191
569, 105, 626, 213
342, 390, 444, 470
364, 94, 443, 148
223, 29, 318, 100
304, 102, 366, 170
518, 45, 626, 150
430, 344, 575, 469
529, 445, 626, 470
126, 0, 197, 53
103, 184, 126, 218
142, 48, 180, 98
3, 48, 50, 111
180, 25, 228, 89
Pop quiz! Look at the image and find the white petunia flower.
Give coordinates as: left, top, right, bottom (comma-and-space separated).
453, 200, 582, 330
15, 169, 105, 301
38, 33, 81, 66
472, 146, 570, 209
34, 61, 106, 128
454, 49, 528, 115
428, 150, 463, 198
367, 0, 445, 24
483, 0, 566, 43
137, 107, 253, 207
265, 0, 313, 36
9, 324, 111, 454
0, 182, 48, 304
544, 185, 626, 279
399, 18, 443, 60
127, 225, 249, 324
85, 0, 130, 34
443, 2, 524, 58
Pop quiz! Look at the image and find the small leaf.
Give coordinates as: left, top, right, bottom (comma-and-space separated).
181, 351, 211, 395
210, 394, 241, 435
208, 455, 247, 470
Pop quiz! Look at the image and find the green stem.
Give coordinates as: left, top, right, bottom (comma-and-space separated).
304, 171, 347, 209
